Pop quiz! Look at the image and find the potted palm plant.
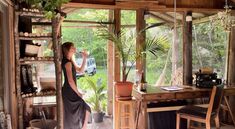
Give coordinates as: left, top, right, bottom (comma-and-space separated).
86, 76, 107, 123
98, 27, 168, 98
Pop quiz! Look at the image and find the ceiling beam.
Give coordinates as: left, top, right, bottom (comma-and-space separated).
149, 12, 174, 23
63, 19, 113, 24
64, 2, 224, 13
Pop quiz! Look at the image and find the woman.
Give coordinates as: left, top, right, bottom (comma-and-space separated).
61, 42, 91, 129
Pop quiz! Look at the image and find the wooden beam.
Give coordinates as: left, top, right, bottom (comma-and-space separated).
64, 2, 224, 12
136, 10, 147, 129
52, 17, 63, 129
61, 7, 78, 14
63, 19, 113, 24
160, 0, 224, 9
227, 12, 235, 121
183, 11, 193, 85
147, 104, 208, 112
8, 4, 17, 129
64, 1, 166, 10
136, 9, 146, 78
107, 10, 114, 116
62, 24, 135, 28
113, 8, 121, 129
149, 12, 174, 23
192, 16, 211, 25
70, 0, 115, 5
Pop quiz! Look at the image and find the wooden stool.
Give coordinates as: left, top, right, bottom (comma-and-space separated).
116, 99, 135, 129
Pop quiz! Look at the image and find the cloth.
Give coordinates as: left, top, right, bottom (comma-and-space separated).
62, 58, 91, 129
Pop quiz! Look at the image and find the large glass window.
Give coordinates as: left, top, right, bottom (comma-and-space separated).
192, 22, 228, 80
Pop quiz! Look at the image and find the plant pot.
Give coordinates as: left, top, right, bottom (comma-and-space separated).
92, 112, 104, 123
115, 81, 133, 99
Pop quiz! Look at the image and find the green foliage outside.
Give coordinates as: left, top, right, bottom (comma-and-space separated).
77, 71, 107, 112
84, 76, 107, 112
192, 22, 227, 78
62, 9, 109, 67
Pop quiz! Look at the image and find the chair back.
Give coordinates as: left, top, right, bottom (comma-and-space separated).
207, 85, 224, 119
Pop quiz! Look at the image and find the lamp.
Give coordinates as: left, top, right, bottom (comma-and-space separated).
211, 0, 235, 31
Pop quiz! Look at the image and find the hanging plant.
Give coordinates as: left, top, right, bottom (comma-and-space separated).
20, 0, 70, 18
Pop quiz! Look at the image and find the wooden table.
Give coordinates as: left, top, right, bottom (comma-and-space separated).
132, 85, 235, 129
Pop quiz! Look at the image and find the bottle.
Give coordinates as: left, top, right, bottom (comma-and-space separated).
140, 71, 147, 91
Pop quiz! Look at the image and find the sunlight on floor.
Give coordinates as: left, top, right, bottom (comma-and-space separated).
88, 116, 113, 129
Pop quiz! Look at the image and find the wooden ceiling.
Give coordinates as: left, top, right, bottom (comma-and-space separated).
63, 0, 235, 28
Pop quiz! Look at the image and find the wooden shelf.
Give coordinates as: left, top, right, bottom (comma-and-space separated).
32, 22, 52, 25
19, 36, 52, 40
16, 11, 44, 18
19, 57, 54, 64
21, 91, 56, 98
32, 102, 57, 108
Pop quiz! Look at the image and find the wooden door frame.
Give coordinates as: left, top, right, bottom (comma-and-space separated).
0, 1, 16, 128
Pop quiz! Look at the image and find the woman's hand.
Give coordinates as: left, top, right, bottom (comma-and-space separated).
81, 50, 88, 58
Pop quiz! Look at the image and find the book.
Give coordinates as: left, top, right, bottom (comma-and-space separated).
161, 86, 183, 91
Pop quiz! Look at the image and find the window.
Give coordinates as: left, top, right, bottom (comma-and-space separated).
192, 22, 227, 79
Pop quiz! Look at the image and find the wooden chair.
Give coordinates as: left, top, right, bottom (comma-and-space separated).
176, 85, 224, 129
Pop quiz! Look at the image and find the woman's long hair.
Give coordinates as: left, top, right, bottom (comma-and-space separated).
61, 42, 74, 58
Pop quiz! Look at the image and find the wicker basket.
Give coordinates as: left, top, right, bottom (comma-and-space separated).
30, 119, 56, 129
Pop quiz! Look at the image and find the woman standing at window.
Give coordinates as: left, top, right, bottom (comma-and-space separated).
61, 42, 91, 129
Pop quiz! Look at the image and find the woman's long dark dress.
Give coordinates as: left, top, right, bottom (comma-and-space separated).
62, 58, 91, 129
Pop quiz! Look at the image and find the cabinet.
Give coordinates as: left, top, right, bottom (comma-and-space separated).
14, 8, 62, 129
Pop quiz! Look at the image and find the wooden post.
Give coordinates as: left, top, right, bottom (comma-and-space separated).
136, 9, 146, 78
227, 14, 235, 121
113, 8, 121, 129
8, 4, 17, 129
14, 11, 23, 129
52, 17, 63, 129
183, 11, 192, 85
107, 10, 114, 116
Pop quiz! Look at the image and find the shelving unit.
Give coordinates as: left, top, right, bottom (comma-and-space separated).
14, 9, 62, 129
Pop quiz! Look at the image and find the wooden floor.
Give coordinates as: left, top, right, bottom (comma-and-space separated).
88, 116, 113, 129
87, 116, 235, 129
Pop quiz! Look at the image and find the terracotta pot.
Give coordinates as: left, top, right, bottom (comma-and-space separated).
115, 81, 133, 98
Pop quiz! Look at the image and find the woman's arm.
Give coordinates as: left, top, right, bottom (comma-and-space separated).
65, 62, 83, 97
71, 51, 88, 73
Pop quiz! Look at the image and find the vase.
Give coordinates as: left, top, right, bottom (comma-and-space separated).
115, 81, 133, 100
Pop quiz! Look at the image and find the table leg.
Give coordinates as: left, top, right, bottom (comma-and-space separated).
135, 101, 141, 129
141, 102, 148, 129
224, 96, 235, 126
136, 101, 148, 129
